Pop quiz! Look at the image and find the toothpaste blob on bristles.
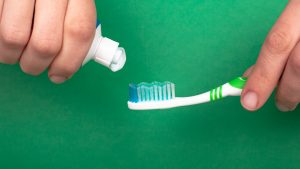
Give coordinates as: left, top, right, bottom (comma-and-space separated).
129, 82, 176, 103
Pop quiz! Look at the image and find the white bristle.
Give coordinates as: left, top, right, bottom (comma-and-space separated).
163, 85, 167, 100
150, 86, 154, 101
167, 83, 171, 100
137, 87, 141, 102
171, 83, 175, 99
141, 86, 146, 102
145, 86, 149, 101
158, 86, 162, 101
154, 85, 158, 101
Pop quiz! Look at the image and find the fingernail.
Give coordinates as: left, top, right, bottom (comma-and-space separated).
276, 103, 290, 112
242, 91, 258, 111
50, 75, 67, 84
294, 104, 299, 111
276, 103, 297, 112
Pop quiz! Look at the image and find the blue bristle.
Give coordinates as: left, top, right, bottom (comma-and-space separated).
129, 84, 138, 103
96, 20, 101, 27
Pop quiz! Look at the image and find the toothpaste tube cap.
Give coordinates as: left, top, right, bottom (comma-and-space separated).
83, 25, 126, 72
94, 37, 126, 72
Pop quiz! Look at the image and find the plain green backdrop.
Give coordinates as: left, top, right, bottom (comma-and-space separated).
0, 0, 299, 168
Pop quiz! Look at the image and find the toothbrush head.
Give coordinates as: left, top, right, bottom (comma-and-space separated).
129, 82, 176, 103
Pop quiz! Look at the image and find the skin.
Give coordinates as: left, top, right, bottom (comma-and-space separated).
241, 0, 300, 112
0, 1, 298, 112
0, 0, 97, 84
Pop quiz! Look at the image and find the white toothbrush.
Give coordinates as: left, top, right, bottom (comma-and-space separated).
128, 77, 247, 110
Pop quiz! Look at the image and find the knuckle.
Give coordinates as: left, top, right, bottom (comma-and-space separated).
265, 28, 293, 55
66, 22, 95, 41
30, 38, 61, 57
1, 27, 29, 47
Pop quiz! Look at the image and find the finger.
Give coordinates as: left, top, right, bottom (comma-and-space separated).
48, 0, 96, 84
243, 65, 254, 77
275, 42, 300, 112
19, 0, 68, 75
0, 0, 35, 64
241, 0, 300, 111
0, 1, 4, 21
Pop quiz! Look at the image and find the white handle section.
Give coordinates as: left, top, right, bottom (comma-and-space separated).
128, 92, 211, 110
222, 83, 243, 97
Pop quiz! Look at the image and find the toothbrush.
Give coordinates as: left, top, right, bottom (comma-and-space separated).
128, 77, 247, 110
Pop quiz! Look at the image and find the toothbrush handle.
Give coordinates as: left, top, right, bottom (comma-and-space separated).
210, 77, 248, 102
175, 77, 247, 107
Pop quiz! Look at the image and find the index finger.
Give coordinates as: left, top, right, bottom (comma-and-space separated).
241, 0, 300, 111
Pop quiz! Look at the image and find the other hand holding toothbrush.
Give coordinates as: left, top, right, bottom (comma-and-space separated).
0, 0, 97, 84
242, 0, 300, 112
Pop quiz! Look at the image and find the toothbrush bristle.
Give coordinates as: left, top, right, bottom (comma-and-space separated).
129, 82, 176, 103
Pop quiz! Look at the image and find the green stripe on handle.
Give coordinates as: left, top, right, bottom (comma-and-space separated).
210, 87, 223, 102
214, 88, 218, 100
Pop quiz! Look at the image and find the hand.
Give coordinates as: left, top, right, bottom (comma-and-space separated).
241, 0, 300, 112
0, 0, 96, 84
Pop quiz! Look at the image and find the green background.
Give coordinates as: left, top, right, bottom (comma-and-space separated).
0, 0, 299, 168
